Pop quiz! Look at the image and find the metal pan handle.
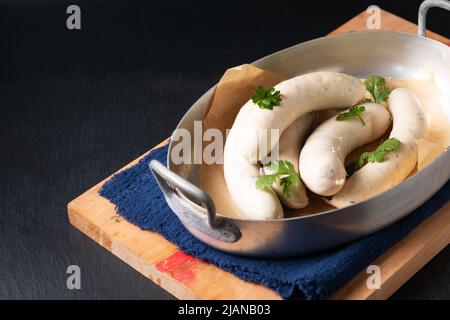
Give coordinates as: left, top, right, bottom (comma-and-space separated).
418, 0, 450, 37
149, 160, 240, 243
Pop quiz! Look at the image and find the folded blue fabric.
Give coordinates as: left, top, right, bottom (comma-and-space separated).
99, 144, 450, 299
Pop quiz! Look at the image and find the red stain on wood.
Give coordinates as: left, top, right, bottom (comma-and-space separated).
156, 251, 198, 283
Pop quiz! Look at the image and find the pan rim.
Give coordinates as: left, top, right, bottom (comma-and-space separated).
168, 30, 450, 223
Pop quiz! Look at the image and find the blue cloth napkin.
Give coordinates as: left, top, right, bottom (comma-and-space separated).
99, 144, 450, 299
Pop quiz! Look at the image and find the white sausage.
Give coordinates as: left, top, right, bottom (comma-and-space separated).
264, 112, 318, 209
299, 103, 391, 196
228, 72, 366, 163
224, 72, 365, 220
224, 156, 284, 220
329, 88, 427, 208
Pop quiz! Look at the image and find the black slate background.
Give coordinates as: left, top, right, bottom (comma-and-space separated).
0, 0, 449, 299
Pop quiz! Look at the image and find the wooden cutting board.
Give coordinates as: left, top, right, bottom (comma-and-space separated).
67, 9, 450, 300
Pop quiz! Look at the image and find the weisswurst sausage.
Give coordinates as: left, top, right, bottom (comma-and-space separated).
329, 88, 427, 208
299, 103, 391, 196
224, 72, 365, 219
265, 112, 317, 208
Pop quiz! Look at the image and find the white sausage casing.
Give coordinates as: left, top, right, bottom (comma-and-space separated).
228, 72, 366, 163
264, 112, 318, 209
299, 103, 391, 196
329, 88, 427, 208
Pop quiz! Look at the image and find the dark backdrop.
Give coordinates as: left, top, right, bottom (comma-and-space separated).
1, 0, 449, 299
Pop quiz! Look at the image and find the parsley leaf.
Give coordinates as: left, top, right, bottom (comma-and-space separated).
355, 138, 401, 169
251, 86, 282, 110
336, 105, 366, 125
364, 75, 391, 103
256, 160, 300, 198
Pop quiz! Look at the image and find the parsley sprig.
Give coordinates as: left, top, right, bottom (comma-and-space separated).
256, 160, 300, 197
336, 105, 366, 125
364, 75, 390, 103
355, 138, 401, 170
251, 86, 282, 110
